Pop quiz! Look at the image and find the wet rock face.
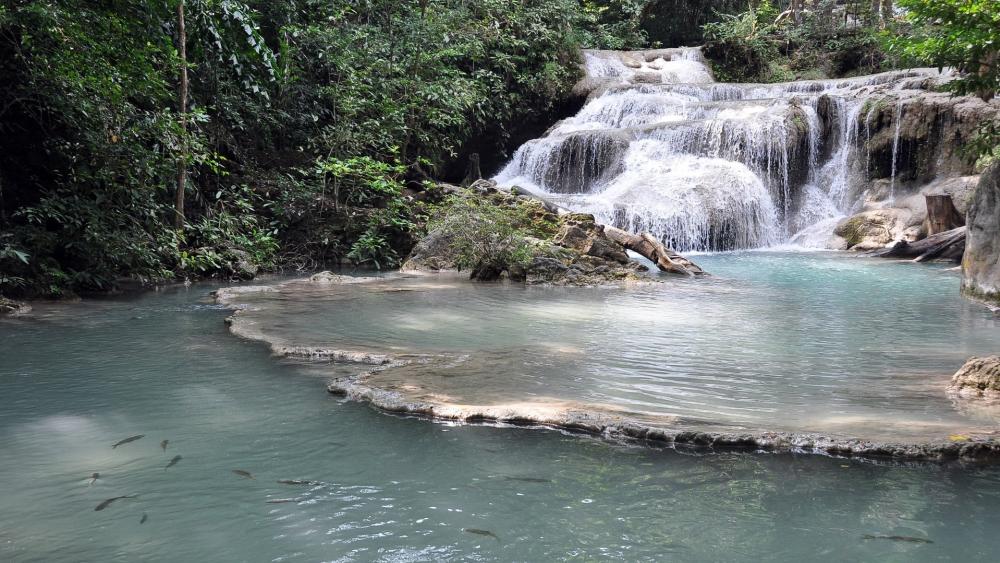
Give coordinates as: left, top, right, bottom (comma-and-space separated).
963, 164, 1000, 302
863, 93, 997, 187
950, 356, 1000, 398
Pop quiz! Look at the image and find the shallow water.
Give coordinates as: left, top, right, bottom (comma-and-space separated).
227, 253, 1000, 444
3, 261, 1000, 562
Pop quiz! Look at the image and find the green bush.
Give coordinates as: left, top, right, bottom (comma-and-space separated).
428, 196, 535, 280
0, 1, 650, 296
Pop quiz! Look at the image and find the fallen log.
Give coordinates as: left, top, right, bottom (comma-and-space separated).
869, 226, 966, 262
603, 226, 705, 276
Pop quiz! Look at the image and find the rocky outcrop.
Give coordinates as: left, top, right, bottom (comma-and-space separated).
403, 182, 705, 285
949, 356, 1000, 398
962, 164, 1000, 303
521, 213, 646, 286
863, 93, 997, 187
0, 296, 30, 316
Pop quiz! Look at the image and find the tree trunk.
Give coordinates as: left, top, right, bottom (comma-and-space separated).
978, 50, 997, 102
461, 153, 482, 187
175, 0, 188, 231
924, 194, 964, 235
880, 0, 893, 23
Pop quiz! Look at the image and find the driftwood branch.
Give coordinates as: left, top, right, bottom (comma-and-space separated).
603, 227, 705, 276
870, 226, 966, 262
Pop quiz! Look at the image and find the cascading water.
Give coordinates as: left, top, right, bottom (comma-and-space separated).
494, 48, 943, 252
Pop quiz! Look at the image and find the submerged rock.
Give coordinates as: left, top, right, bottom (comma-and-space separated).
309, 271, 348, 284
962, 164, 1000, 303
949, 356, 1000, 398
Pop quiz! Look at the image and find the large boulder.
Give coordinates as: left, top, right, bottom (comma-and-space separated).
949, 356, 1000, 398
401, 226, 458, 272
552, 213, 630, 264
834, 208, 915, 251
962, 163, 1000, 303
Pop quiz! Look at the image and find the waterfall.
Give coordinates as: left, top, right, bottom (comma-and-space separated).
889, 98, 905, 206
495, 49, 942, 252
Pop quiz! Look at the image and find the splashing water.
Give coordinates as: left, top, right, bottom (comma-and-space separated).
495, 49, 943, 252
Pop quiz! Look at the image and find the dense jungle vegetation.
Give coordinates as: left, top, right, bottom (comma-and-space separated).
0, 0, 996, 297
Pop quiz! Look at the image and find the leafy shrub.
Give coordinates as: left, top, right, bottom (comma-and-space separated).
428, 196, 535, 279
702, 1, 781, 82
347, 231, 398, 270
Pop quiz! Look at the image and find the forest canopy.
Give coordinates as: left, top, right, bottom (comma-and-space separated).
0, 0, 996, 296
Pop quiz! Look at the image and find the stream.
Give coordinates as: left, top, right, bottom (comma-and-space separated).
3, 257, 1000, 561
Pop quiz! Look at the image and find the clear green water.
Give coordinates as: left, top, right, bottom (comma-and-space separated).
2, 255, 1000, 562
230, 252, 1000, 443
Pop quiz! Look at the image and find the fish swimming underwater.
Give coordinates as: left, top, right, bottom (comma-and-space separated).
111, 435, 144, 449
165, 455, 182, 469
503, 476, 552, 483
463, 528, 500, 542
276, 479, 320, 486
88, 472, 100, 486
139, 512, 148, 524
160, 440, 169, 452
231, 470, 254, 480
94, 495, 137, 511
863, 534, 933, 544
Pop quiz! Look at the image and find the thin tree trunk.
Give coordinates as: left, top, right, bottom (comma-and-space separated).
175, 0, 188, 231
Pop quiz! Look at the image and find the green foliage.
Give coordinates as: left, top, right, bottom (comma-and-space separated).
580, 1, 651, 49
703, 0, 897, 82
890, 0, 999, 101
702, 1, 782, 82
0, 234, 29, 291
0, 0, 646, 296
428, 195, 535, 277
887, 0, 999, 160
347, 231, 398, 270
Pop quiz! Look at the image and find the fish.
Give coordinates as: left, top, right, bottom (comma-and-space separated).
165, 455, 182, 469
462, 528, 500, 541
232, 470, 255, 480
160, 440, 169, 452
111, 435, 145, 449
88, 472, 100, 486
277, 479, 319, 486
862, 534, 933, 544
265, 498, 299, 504
139, 512, 148, 524
503, 476, 552, 483
94, 495, 137, 511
